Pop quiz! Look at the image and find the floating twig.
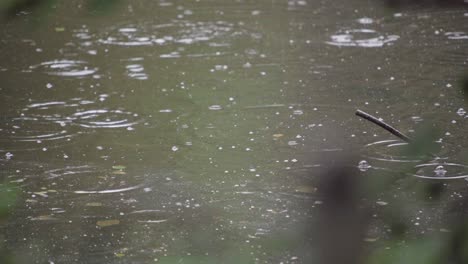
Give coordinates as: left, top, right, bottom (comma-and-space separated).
355, 109, 411, 142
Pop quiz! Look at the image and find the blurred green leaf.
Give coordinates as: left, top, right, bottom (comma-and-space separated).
0, 184, 16, 218
86, 0, 121, 14
368, 236, 443, 264
0, 0, 56, 19
403, 125, 440, 158
460, 74, 468, 101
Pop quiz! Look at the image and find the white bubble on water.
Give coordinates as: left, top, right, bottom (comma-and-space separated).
434, 165, 447, 177
214, 65, 228, 71
293, 109, 303, 115
358, 160, 371, 171
457, 108, 466, 116
357, 17, 374, 24
208, 105, 222, 110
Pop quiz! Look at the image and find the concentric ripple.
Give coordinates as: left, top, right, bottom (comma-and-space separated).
69, 109, 141, 129
326, 28, 400, 48
29, 60, 98, 77
97, 20, 247, 48
364, 139, 422, 163
382, 9, 468, 67
45, 165, 103, 180
23, 98, 144, 130
41, 165, 145, 194
0, 116, 78, 152
411, 163, 468, 180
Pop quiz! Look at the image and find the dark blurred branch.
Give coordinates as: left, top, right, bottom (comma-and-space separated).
356, 109, 411, 142
316, 156, 370, 264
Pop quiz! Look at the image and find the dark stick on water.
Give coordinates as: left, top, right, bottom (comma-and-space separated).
355, 109, 411, 142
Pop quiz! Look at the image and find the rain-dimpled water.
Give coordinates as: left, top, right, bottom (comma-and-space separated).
1, 1, 468, 263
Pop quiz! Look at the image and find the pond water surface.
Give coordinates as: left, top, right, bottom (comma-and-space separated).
1, 1, 468, 263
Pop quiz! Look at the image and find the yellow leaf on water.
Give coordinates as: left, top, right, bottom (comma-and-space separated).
96, 219, 120, 227
55, 27, 65, 32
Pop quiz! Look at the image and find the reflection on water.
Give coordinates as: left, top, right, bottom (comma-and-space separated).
1, 0, 468, 263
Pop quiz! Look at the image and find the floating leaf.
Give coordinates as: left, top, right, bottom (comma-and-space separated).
273, 134, 284, 138
96, 219, 120, 227
55, 27, 65, 32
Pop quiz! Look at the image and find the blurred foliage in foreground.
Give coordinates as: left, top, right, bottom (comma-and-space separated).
0, 184, 17, 264
0, 0, 121, 19
312, 77, 468, 264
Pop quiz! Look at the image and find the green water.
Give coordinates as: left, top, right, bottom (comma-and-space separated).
1, 1, 468, 263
